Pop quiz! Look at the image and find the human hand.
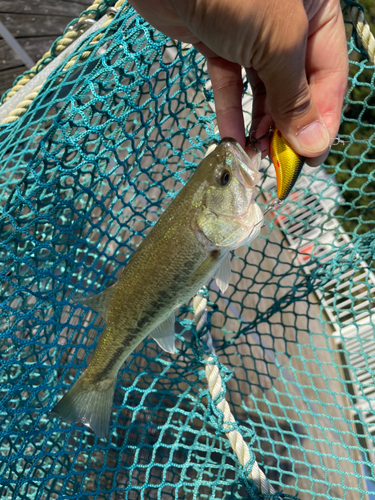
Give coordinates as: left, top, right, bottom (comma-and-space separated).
128, 0, 348, 165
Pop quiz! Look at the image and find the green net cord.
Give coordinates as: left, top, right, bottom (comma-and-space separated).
0, 1, 375, 499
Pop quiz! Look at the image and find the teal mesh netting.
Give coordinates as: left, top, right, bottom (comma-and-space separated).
1, 2, 375, 499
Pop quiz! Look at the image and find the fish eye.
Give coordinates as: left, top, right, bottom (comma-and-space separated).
219, 169, 231, 186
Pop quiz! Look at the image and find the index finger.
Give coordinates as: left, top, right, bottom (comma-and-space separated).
207, 57, 246, 148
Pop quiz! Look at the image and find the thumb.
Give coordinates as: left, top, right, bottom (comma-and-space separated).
256, 23, 330, 159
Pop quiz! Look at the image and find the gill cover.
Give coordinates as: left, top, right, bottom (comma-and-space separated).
197, 138, 263, 250
270, 127, 305, 200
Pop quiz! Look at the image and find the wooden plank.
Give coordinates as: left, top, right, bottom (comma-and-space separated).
0, 13, 111, 113
0, 36, 59, 97
0, 20, 34, 68
17, 37, 56, 62
0, 38, 23, 70
0, 13, 76, 38
61, 0, 98, 5
0, 0, 118, 100
0, 66, 25, 97
0, 1, 95, 18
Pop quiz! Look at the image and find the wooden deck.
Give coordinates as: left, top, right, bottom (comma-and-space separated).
0, 0, 93, 99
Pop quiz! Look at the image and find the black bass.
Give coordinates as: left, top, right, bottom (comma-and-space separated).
51, 138, 263, 437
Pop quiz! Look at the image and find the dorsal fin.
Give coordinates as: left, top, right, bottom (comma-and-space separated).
76, 283, 117, 320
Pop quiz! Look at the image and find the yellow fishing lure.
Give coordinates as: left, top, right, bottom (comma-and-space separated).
270, 127, 305, 201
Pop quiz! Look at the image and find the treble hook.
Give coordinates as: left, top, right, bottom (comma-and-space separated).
246, 127, 284, 228
245, 126, 275, 150
254, 198, 285, 229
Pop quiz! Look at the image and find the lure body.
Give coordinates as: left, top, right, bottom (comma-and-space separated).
270, 127, 305, 200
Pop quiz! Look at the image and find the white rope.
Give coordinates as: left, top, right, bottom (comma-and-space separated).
193, 293, 276, 497
349, 5, 375, 65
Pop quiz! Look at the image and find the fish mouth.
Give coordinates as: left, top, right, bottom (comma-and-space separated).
218, 137, 250, 162
219, 137, 261, 188
219, 137, 246, 160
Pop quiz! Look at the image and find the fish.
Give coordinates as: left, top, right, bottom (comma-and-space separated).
270, 126, 305, 201
50, 138, 263, 438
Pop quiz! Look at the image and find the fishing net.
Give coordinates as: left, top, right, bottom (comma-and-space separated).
1, 1, 375, 499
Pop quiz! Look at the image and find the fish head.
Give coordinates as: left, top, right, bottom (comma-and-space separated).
195, 138, 263, 250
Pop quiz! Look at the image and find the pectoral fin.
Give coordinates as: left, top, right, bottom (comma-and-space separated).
76, 283, 117, 319
215, 253, 231, 293
150, 313, 175, 354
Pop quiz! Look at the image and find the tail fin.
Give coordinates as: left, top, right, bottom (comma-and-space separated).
50, 375, 116, 438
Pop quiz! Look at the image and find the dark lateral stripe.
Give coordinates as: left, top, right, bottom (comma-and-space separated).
93, 254, 203, 381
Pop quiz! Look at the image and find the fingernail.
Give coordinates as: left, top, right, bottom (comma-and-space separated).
296, 121, 330, 154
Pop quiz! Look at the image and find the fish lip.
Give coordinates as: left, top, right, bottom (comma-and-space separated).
219, 137, 245, 160
219, 137, 240, 146
219, 138, 261, 188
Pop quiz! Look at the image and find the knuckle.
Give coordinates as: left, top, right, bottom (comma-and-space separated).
213, 77, 244, 96
275, 87, 313, 119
